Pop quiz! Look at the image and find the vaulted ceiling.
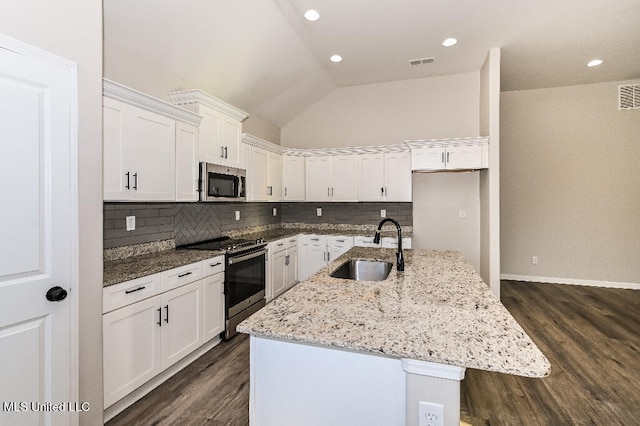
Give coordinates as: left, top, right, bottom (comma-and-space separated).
103, 0, 640, 127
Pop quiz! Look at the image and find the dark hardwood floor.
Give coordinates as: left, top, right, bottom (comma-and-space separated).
107, 281, 640, 425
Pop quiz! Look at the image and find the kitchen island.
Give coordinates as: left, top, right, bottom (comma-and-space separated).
238, 247, 550, 426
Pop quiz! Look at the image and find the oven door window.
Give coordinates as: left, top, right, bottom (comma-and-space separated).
208, 173, 238, 198
226, 251, 265, 314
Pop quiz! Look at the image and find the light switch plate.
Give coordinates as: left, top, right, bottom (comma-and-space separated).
126, 216, 135, 231
316, 208, 322, 216
273, 207, 277, 216
380, 209, 387, 218
235, 211, 240, 221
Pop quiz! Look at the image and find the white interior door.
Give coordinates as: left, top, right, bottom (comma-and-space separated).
0, 36, 78, 425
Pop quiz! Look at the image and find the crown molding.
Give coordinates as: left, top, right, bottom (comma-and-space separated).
167, 89, 249, 122
282, 144, 410, 157
103, 79, 202, 126
241, 133, 284, 154
405, 136, 489, 149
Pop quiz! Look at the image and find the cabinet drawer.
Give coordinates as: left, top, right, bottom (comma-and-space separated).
202, 256, 224, 277
328, 235, 354, 247
270, 239, 287, 253
301, 234, 327, 246
103, 273, 161, 314
161, 262, 203, 292
285, 235, 298, 249
381, 237, 412, 249
354, 236, 380, 248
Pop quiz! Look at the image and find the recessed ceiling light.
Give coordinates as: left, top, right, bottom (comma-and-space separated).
587, 59, 603, 67
330, 54, 343, 63
442, 38, 458, 47
304, 9, 320, 21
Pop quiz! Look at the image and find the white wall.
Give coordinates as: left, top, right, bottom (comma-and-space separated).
500, 80, 640, 286
0, 1, 104, 424
282, 72, 480, 148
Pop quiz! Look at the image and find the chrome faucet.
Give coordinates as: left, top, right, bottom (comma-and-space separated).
373, 218, 404, 271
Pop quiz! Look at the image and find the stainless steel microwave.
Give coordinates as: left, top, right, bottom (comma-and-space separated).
199, 163, 246, 202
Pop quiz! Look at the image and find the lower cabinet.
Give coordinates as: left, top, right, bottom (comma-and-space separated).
298, 235, 354, 281
103, 256, 224, 409
267, 236, 298, 302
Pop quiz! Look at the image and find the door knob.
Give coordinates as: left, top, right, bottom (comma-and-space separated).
46, 286, 67, 302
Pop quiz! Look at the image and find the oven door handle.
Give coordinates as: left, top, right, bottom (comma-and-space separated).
228, 248, 267, 265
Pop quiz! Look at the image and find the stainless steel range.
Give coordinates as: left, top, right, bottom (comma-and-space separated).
179, 236, 267, 339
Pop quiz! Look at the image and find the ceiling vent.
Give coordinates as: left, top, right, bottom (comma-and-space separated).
619, 84, 640, 110
409, 57, 435, 66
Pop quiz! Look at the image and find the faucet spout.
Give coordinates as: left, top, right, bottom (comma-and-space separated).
373, 218, 404, 271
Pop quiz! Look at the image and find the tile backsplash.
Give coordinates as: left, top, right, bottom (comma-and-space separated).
104, 202, 412, 249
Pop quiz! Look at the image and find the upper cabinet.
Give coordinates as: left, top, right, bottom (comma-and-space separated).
305, 155, 359, 202
282, 153, 305, 201
168, 89, 249, 168
103, 80, 202, 202
407, 137, 489, 172
358, 149, 412, 202
242, 133, 283, 202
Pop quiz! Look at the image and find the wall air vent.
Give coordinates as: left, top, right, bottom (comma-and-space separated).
409, 57, 435, 66
619, 84, 640, 110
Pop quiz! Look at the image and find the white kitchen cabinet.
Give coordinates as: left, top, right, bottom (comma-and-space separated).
160, 280, 205, 370
267, 236, 298, 301
381, 237, 412, 249
168, 89, 249, 168
299, 234, 353, 280
359, 151, 412, 202
103, 80, 202, 202
305, 155, 359, 201
282, 155, 305, 201
408, 138, 489, 171
202, 256, 225, 343
103, 296, 162, 408
103, 97, 176, 201
354, 235, 381, 248
175, 121, 199, 201
243, 134, 283, 202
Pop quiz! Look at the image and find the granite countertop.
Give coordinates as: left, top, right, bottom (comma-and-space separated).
237, 247, 551, 378
103, 248, 224, 287
104, 225, 411, 287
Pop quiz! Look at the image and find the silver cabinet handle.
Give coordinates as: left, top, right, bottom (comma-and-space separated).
164, 305, 169, 323
221, 146, 225, 158
441, 152, 445, 163
133, 173, 138, 190
284, 187, 287, 196
125, 172, 130, 189
331, 187, 334, 196
224, 146, 228, 158
157, 308, 162, 326
285, 255, 290, 265
446, 151, 450, 163
327, 187, 330, 196
267, 186, 273, 196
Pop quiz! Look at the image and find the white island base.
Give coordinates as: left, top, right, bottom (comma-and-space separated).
249, 335, 466, 426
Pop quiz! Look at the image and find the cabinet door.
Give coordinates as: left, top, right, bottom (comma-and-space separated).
384, 152, 412, 201
204, 272, 225, 342
160, 280, 204, 370
411, 146, 446, 170
331, 155, 359, 201
103, 296, 162, 408
103, 97, 129, 201
299, 244, 327, 281
250, 147, 269, 201
282, 155, 305, 201
285, 246, 298, 289
271, 249, 287, 299
197, 104, 224, 165
175, 121, 199, 201
221, 115, 241, 166
445, 145, 484, 170
305, 157, 332, 201
267, 151, 282, 201
358, 154, 385, 201
127, 105, 176, 201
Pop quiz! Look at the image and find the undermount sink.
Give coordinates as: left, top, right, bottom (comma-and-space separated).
330, 259, 393, 281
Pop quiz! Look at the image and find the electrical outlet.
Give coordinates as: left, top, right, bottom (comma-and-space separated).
532, 256, 538, 265
272, 207, 277, 217
458, 210, 466, 219
418, 401, 444, 426
126, 216, 135, 231
316, 208, 322, 217
380, 209, 387, 218
235, 211, 240, 221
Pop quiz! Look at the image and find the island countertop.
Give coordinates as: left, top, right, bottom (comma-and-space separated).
237, 247, 551, 378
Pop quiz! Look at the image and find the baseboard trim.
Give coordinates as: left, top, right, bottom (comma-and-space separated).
500, 274, 640, 290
